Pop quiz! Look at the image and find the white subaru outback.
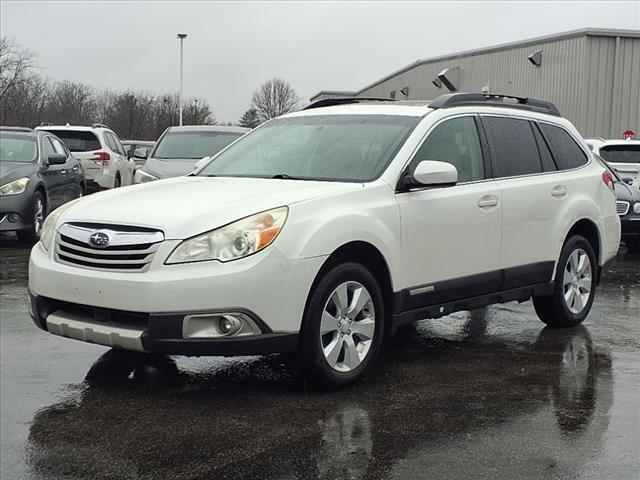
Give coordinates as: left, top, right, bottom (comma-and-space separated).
28, 93, 621, 388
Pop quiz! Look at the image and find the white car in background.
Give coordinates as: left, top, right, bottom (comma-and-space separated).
589, 139, 640, 184
36, 124, 136, 191
134, 125, 249, 184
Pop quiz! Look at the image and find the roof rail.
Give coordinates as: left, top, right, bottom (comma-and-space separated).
91, 123, 111, 129
429, 92, 561, 116
0, 126, 33, 132
39, 122, 53, 127
304, 97, 396, 110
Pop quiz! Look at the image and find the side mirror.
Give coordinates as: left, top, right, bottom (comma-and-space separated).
409, 160, 458, 187
47, 153, 67, 165
133, 147, 149, 159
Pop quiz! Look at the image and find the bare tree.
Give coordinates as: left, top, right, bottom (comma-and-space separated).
238, 108, 260, 128
251, 78, 299, 122
0, 36, 36, 101
182, 98, 216, 126
45, 80, 97, 125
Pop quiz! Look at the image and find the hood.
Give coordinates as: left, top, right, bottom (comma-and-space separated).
143, 157, 199, 179
59, 176, 362, 239
614, 181, 640, 202
0, 162, 37, 185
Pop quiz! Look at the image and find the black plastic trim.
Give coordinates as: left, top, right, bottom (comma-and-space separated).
393, 261, 555, 315
391, 282, 553, 333
429, 93, 561, 116
142, 333, 299, 356
304, 97, 396, 110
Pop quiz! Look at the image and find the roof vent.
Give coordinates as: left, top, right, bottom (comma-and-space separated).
400, 85, 409, 97
432, 77, 442, 88
437, 67, 459, 92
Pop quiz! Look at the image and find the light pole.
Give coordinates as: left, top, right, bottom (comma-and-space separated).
177, 33, 187, 126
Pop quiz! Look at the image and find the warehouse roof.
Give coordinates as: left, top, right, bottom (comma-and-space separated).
310, 28, 640, 100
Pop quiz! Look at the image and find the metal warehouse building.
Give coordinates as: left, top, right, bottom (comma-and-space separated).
311, 29, 640, 138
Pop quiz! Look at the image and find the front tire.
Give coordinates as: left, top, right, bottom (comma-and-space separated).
533, 235, 597, 327
300, 262, 384, 389
17, 191, 46, 242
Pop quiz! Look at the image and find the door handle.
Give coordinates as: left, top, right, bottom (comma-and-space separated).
61, 170, 67, 175
551, 185, 568, 198
477, 195, 499, 209
72, 166, 79, 171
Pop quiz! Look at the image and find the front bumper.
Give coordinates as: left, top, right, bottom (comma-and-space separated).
0, 191, 34, 232
29, 292, 299, 355
29, 241, 326, 354
621, 216, 640, 238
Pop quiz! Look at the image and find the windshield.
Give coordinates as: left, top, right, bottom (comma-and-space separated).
0, 134, 38, 163
153, 131, 243, 160
599, 144, 640, 164
198, 115, 420, 182
45, 130, 101, 152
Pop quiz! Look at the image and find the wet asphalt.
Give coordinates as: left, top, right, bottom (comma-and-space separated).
0, 233, 639, 480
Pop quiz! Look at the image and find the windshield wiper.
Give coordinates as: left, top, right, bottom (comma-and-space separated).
269, 173, 303, 180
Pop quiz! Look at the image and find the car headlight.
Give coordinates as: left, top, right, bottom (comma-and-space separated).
634, 202, 640, 214
166, 207, 288, 264
40, 199, 82, 251
0, 177, 30, 196
134, 169, 159, 184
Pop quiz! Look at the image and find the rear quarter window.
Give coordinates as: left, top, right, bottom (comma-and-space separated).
539, 123, 588, 170
482, 116, 542, 177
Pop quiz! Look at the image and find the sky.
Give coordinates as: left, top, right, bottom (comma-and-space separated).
1, 1, 639, 123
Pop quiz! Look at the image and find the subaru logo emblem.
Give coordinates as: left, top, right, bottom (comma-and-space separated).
89, 231, 110, 248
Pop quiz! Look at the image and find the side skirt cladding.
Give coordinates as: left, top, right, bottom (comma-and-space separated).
390, 262, 555, 333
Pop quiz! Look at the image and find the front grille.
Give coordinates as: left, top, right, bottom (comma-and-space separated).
617, 201, 630, 216
55, 223, 164, 272
39, 295, 149, 328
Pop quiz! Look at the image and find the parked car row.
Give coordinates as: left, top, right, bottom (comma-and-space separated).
1, 123, 250, 239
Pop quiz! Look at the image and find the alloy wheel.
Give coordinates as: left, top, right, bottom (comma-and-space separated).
320, 281, 376, 372
33, 197, 44, 237
562, 248, 592, 314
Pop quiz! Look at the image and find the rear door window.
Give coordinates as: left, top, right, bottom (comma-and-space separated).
103, 132, 117, 152
599, 144, 640, 164
45, 130, 100, 152
482, 116, 542, 177
109, 132, 126, 156
409, 116, 485, 183
539, 123, 588, 170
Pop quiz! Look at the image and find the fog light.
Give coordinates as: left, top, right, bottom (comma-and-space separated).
8, 213, 20, 223
219, 315, 242, 335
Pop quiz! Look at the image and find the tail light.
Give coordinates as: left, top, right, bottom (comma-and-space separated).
602, 170, 615, 193
90, 151, 110, 165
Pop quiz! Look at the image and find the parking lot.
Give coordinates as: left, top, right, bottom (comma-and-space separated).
1, 233, 638, 479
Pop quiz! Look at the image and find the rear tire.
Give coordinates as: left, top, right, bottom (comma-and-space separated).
533, 235, 597, 328
299, 262, 384, 390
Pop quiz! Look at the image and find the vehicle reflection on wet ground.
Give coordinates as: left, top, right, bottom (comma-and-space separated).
1, 233, 639, 480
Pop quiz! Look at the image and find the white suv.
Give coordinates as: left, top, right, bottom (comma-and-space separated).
28, 94, 621, 388
35, 124, 136, 191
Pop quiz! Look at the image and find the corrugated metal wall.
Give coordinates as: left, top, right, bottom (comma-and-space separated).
357, 34, 639, 138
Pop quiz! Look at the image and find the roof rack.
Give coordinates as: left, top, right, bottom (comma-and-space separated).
429, 93, 561, 116
39, 122, 53, 127
91, 123, 111, 129
0, 126, 33, 132
304, 97, 396, 110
